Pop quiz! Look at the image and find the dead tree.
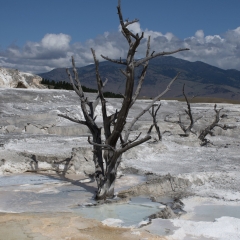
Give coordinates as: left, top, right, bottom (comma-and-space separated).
59, 0, 189, 200
164, 85, 236, 144
148, 103, 162, 141
179, 84, 202, 136
165, 84, 201, 136
198, 104, 236, 146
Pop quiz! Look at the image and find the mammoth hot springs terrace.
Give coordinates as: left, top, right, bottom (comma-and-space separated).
0, 66, 240, 240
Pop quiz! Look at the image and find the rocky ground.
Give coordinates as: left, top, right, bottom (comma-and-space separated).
0, 88, 240, 239
0, 212, 165, 240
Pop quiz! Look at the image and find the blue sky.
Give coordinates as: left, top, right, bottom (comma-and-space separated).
0, 0, 240, 73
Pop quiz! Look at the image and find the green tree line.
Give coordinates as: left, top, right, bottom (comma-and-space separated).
41, 78, 123, 98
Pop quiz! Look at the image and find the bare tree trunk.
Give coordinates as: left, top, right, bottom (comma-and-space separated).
96, 151, 119, 199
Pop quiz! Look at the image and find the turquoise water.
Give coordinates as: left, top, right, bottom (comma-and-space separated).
0, 173, 164, 227
76, 196, 164, 227
0, 173, 93, 213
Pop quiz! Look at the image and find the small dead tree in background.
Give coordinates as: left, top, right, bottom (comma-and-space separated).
59, 0, 189, 200
165, 85, 236, 145
180, 84, 202, 136
199, 104, 236, 146
148, 103, 162, 141
165, 84, 201, 137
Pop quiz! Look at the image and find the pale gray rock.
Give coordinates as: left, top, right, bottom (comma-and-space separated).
5, 125, 16, 133
5, 125, 23, 133
48, 125, 90, 136
0, 150, 33, 174
0, 67, 46, 89
0, 88, 239, 180
25, 123, 46, 134
70, 147, 94, 175
118, 175, 192, 198
149, 206, 176, 219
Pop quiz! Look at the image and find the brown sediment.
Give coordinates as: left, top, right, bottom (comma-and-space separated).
0, 212, 166, 240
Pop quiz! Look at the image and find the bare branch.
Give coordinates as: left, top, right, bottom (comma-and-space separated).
182, 84, 193, 123
216, 124, 237, 130
88, 137, 116, 152
91, 48, 110, 138
135, 48, 190, 67
180, 84, 195, 136
92, 78, 108, 113
178, 114, 187, 132
147, 124, 154, 135
72, 57, 80, 84
131, 36, 151, 106
119, 135, 151, 154
65, 59, 96, 126
66, 68, 82, 97
121, 132, 142, 148
153, 103, 161, 117
195, 116, 203, 122
57, 114, 86, 125
124, 72, 180, 142
126, 28, 143, 41
101, 55, 127, 65
71, 57, 85, 97
121, 30, 130, 44
172, 84, 203, 136
117, 0, 132, 45
164, 115, 179, 124
148, 104, 162, 140
109, 110, 119, 125
124, 19, 139, 27
119, 133, 125, 146
117, 0, 144, 44
119, 69, 129, 77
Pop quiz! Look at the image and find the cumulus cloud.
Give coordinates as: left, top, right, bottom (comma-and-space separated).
0, 33, 72, 73
195, 30, 204, 39
0, 24, 240, 73
41, 33, 71, 51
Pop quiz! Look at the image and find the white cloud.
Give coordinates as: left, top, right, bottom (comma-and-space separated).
126, 22, 142, 34
118, 22, 142, 35
195, 30, 204, 39
0, 24, 240, 73
41, 33, 71, 51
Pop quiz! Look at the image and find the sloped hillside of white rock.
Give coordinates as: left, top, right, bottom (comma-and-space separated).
0, 67, 46, 89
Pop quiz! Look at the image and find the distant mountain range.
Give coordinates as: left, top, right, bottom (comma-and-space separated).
38, 56, 240, 100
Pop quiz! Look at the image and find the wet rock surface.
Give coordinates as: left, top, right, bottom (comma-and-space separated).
149, 206, 176, 220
